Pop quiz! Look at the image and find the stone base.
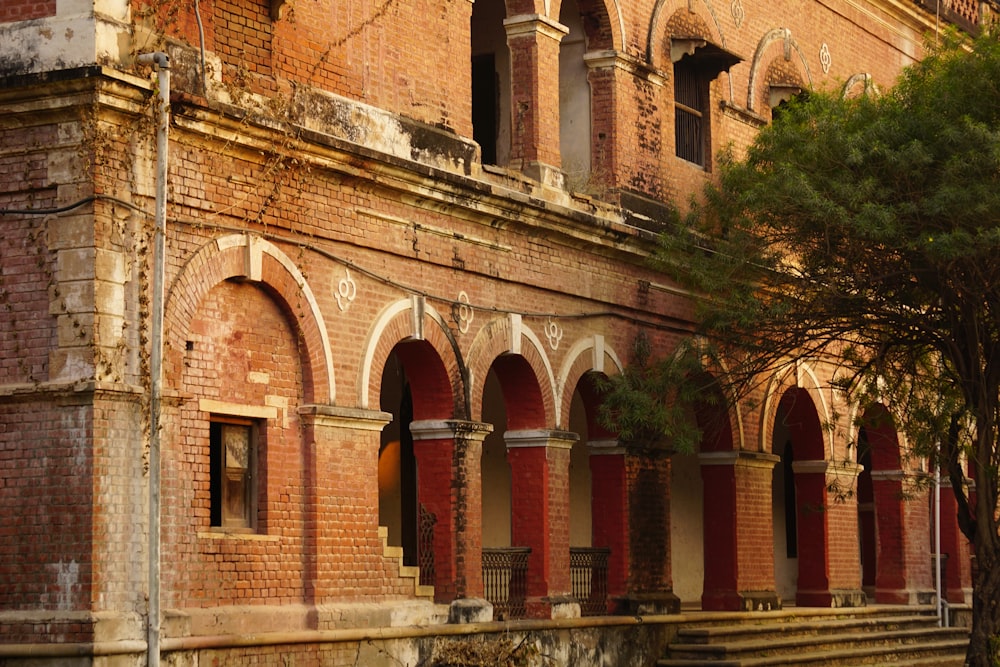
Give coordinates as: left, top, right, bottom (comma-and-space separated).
616, 592, 681, 616
525, 595, 581, 620
797, 589, 867, 608
448, 598, 494, 624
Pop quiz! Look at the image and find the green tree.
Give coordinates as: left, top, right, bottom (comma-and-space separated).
604, 32, 1000, 666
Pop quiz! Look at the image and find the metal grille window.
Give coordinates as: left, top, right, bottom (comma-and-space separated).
674, 61, 706, 166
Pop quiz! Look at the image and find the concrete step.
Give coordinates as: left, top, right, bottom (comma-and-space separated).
668, 627, 967, 661
658, 637, 968, 666
659, 608, 967, 667
674, 614, 941, 645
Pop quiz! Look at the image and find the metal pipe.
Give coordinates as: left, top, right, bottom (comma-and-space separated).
935, 444, 944, 627
136, 50, 170, 667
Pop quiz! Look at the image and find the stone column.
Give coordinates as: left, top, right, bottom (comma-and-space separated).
409, 419, 492, 604
505, 429, 577, 618
700, 451, 781, 611
504, 14, 568, 187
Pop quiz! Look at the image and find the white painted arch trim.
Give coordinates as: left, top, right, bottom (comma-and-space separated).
358, 297, 452, 409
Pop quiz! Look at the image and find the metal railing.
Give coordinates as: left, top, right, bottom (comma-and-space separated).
482, 547, 531, 620
418, 504, 436, 587
570, 547, 611, 616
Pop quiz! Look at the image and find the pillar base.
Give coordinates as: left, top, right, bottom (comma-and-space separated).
797, 589, 867, 608
525, 595, 581, 619
875, 587, 937, 605
703, 589, 782, 612
448, 598, 494, 624
616, 592, 681, 616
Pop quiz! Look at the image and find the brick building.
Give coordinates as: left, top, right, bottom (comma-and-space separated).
0, 0, 984, 664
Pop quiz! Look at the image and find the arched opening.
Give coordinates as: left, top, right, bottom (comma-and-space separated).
857, 428, 876, 597
471, 0, 511, 166
378, 339, 454, 578
378, 350, 418, 566
481, 367, 513, 549
772, 388, 829, 606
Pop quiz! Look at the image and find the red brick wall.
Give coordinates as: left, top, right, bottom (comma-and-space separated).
0, 0, 56, 22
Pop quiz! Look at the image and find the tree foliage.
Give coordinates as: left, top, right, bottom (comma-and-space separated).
602, 31, 1000, 666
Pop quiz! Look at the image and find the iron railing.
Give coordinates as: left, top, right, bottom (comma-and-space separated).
570, 547, 611, 616
418, 505, 436, 587
482, 547, 531, 620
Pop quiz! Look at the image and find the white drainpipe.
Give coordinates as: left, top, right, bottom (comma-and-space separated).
136, 50, 170, 667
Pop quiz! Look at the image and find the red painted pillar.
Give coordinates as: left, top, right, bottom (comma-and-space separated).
871, 471, 907, 602
410, 419, 492, 603
871, 471, 934, 604
939, 479, 973, 604
504, 14, 568, 185
700, 451, 780, 611
505, 429, 576, 618
791, 460, 832, 606
589, 440, 628, 607
793, 461, 864, 607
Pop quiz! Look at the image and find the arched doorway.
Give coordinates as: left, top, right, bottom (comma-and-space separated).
772, 388, 830, 606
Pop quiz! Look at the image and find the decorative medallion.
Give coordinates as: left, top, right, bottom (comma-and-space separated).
731, 0, 745, 28
820, 43, 832, 74
454, 291, 474, 334
544, 317, 563, 351
335, 268, 357, 312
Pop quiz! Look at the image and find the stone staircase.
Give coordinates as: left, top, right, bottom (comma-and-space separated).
658, 605, 968, 666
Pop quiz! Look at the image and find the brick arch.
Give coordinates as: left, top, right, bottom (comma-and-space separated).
647, 0, 731, 68
858, 403, 902, 471
760, 361, 831, 459
842, 72, 880, 98
692, 372, 735, 453
556, 334, 623, 431
359, 297, 465, 419
574, 0, 624, 51
746, 28, 813, 113
467, 315, 556, 428
163, 234, 334, 404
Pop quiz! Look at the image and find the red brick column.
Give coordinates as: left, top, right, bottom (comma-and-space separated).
589, 439, 628, 607
939, 478, 973, 604
792, 460, 865, 607
409, 419, 492, 603
504, 14, 568, 186
871, 470, 934, 604
700, 451, 780, 611
505, 429, 577, 618
622, 448, 679, 614
298, 405, 391, 601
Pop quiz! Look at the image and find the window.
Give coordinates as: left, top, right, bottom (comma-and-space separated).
674, 60, 707, 165
210, 419, 258, 531
670, 38, 742, 168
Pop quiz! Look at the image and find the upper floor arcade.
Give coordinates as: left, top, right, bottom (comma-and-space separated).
1, 0, 989, 221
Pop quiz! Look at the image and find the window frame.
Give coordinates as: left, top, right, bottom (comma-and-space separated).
209, 416, 260, 533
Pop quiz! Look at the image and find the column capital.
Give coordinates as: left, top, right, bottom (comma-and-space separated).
587, 438, 625, 455
699, 450, 780, 470
503, 14, 569, 41
297, 404, 391, 431
793, 459, 863, 479
409, 419, 493, 442
505, 429, 579, 450
583, 49, 668, 86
